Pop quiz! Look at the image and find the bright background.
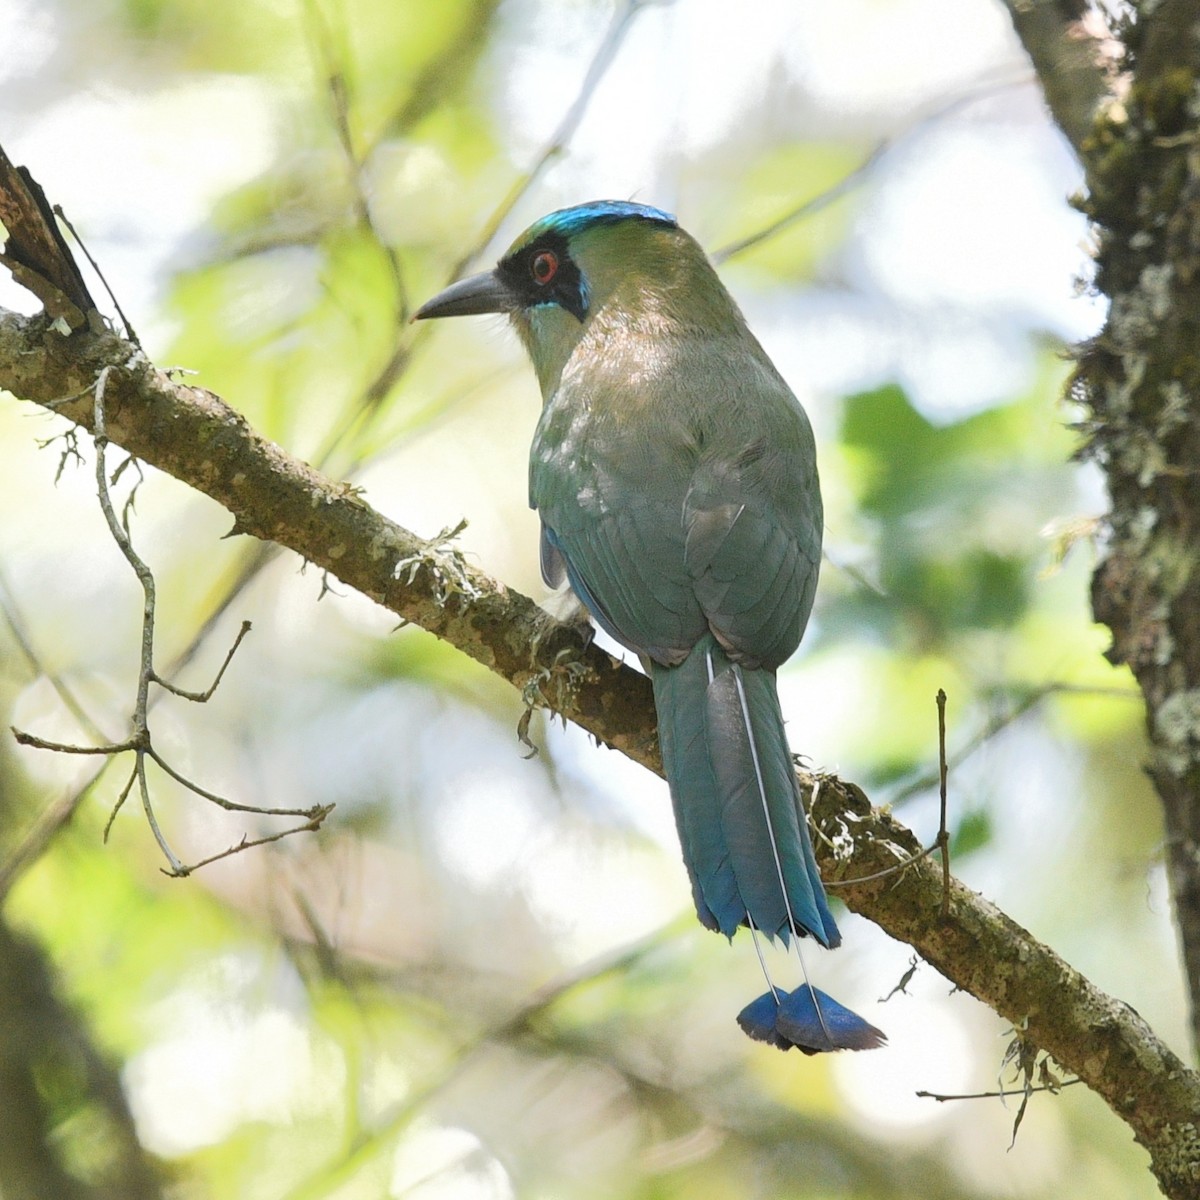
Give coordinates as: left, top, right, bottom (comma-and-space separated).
0, 1, 1178, 1198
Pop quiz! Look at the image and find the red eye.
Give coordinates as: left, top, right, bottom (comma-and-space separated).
531, 250, 558, 285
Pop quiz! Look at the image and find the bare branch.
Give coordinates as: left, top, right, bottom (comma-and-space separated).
151, 620, 252, 702
10, 729, 137, 755
887, 679, 1140, 807
89, 365, 188, 871
135, 752, 182, 873
8, 364, 330, 879
103, 763, 138, 842
821, 838, 939, 888
147, 746, 330, 821
879, 955, 920, 1002
36, 425, 83, 483
167, 806, 335, 877
916, 1079, 1083, 1102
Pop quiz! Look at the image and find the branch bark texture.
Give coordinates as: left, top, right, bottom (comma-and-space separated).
2, 309, 1198, 1193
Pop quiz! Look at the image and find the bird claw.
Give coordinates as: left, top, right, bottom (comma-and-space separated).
520, 647, 592, 715
537, 582, 595, 639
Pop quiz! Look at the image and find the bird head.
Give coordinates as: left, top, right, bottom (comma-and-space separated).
414, 200, 727, 394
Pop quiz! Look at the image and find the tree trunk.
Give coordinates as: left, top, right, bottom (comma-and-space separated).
1070, 0, 1200, 1059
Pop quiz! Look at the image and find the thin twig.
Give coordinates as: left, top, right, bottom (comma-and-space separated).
823, 840, 940, 889
36, 426, 82, 482
8, 370, 323, 881
879, 955, 920, 1002
159, 544, 277, 681
148, 747, 329, 820
136, 751, 182, 874
152, 620, 252, 701
714, 72, 1032, 264
887, 680, 1140, 808
937, 687, 950, 917
916, 1078, 1082, 1102
449, 0, 652, 279
0, 568, 112, 743
168, 807, 334, 876
829, 691, 955, 894
35, 381, 101, 410
10, 729, 137, 754
1, 609, 260, 900
91, 369, 153, 724
103, 763, 138, 842
90, 365, 184, 869
53, 204, 140, 346
110, 452, 146, 536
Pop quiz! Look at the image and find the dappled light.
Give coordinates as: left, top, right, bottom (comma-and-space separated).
0, 2, 1185, 1198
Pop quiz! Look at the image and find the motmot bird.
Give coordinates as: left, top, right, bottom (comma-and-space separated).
415, 200, 883, 1054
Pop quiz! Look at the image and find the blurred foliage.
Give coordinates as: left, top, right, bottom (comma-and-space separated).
838, 382, 1038, 643
712, 141, 864, 280
0, 0, 1176, 1198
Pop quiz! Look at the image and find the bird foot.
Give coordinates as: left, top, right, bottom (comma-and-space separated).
536, 582, 595, 640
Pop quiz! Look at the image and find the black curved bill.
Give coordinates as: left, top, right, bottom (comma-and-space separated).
412, 270, 518, 321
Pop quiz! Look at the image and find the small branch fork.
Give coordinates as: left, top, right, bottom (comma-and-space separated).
9, 368, 333, 876
823, 689, 952, 904
919, 1036, 1079, 1150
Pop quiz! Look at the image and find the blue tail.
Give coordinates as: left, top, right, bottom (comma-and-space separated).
738, 986, 887, 1054
651, 634, 839, 946
653, 634, 884, 1053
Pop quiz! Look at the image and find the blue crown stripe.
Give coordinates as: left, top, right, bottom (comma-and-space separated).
529, 200, 677, 240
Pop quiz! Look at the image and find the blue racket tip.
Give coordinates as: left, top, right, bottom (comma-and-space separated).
736, 990, 795, 1051
737, 985, 886, 1055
